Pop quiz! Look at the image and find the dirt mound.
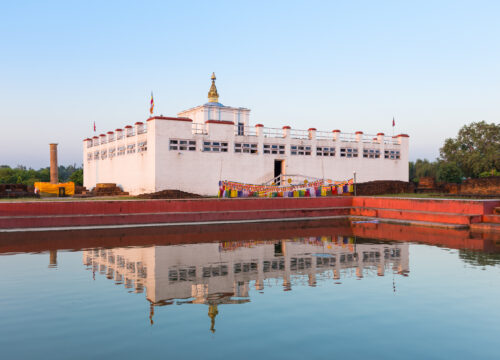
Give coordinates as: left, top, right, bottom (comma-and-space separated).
137, 189, 203, 199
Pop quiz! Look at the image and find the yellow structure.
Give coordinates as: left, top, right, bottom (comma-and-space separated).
34, 182, 75, 196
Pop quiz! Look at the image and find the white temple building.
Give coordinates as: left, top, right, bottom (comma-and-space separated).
83, 73, 409, 195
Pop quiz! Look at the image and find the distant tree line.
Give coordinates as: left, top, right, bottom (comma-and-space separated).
0, 165, 83, 186
410, 121, 500, 184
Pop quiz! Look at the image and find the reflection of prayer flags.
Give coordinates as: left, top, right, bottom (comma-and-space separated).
331, 186, 337, 195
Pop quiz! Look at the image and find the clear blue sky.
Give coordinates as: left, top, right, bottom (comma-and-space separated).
1, 0, 499, 168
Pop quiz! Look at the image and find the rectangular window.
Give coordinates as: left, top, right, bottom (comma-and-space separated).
340, 147, 358, 158
169, 139, 196, 151
316, 147, 336, 156
93, 150, 99, 160
93, 139, 99, 146
127, 144, 136, 154
363, 149, 380, 159
234, 142, 258, 154
138, 141, 147, 153
263, 144, 285, 155
291, 145, 312, 155
117, 133, 123, 140
101, 149, 107, 160
384, 150, 400, 160
87, 153, 92, 161
109, 148, 116, 158
117, 146, 126, 156
87, 142, 92, 148
202, 140, 228, 152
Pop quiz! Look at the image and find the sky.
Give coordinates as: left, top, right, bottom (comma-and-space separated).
1, 0, 499, 168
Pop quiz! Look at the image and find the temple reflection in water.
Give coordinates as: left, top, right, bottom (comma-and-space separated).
83, 236, 408, 331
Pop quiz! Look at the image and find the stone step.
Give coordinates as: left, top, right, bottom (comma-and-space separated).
0, 207, 351, 229
470, 223, 500, 233
352, 197, 496, 215
482, 215, 500, 224
351, 207, 482, 225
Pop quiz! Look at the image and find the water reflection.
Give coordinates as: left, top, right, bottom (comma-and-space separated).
83, 236, 409, 330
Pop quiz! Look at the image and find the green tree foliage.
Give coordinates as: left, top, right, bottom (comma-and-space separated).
439, 121, 500, 178
69, 169, 83, 186
0, 165, 82, 186
408, 159, 439, 183
436, 162, 462, 183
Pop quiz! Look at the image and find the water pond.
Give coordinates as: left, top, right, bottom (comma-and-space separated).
1, 221, 499, 359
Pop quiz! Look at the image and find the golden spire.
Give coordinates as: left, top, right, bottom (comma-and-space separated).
208, 304, 218, 333
208, 72, 219, 103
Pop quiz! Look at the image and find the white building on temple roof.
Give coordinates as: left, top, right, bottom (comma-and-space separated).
83, 73, 409, 195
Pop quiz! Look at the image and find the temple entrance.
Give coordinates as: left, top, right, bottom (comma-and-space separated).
274, 160, 284, 185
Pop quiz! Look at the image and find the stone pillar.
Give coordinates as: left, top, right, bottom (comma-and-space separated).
282, 125, 291, 138
332, 129, 340, 141
49, 250, 57, 268
49, 143, 58, 184
308, 128, 316, 140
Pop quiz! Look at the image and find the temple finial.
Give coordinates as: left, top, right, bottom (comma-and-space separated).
208, 72, 219, 103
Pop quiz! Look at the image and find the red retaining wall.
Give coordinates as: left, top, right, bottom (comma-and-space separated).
352, 197, 499, 215
0, 196, 498, 230
0, 197, 352, 216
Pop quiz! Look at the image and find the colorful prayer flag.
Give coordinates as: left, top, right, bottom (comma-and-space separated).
150, 92, 155, 115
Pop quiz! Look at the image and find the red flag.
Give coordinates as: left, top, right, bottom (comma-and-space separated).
93, 121, 96, 132
150, 92, 154, 115
392, 117, 395, 127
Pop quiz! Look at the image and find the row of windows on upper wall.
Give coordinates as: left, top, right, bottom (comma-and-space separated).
385, 150, 401, 159
167, 139, 400, 159
235, 142, 258, 154
169, 139, 196, 151
86, 142, 147, 161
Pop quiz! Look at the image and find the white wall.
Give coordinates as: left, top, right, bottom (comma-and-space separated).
84, 106, 409, 196
83, 125, 155, 194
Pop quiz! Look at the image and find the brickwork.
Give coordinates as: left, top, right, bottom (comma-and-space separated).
459, 176, 500, 196
356, 180, 415, 195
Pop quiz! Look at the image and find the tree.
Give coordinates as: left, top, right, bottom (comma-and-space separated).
439, 121, 500, 178
436, 162, 462, 183
69, 169, 83, 186
410, 159, 440, 183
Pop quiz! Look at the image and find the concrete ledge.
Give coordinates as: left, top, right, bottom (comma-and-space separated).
0, 207, 351, 229
351, 207, 483, 225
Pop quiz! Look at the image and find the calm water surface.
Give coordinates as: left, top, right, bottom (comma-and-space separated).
1, 225, 500, 359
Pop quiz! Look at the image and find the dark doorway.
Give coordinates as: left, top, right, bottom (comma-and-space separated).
274, 160, 283, 185
274, 242, 283, 257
